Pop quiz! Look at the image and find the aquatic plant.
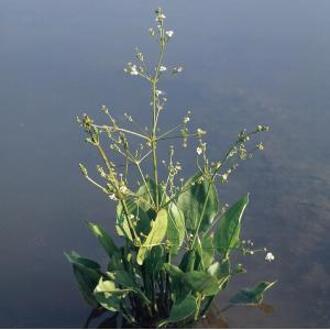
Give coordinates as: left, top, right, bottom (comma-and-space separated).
66, 8, 275, 328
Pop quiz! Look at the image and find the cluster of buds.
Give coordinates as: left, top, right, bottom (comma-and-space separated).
155, 7, 166, 22
124, 62, 141, 76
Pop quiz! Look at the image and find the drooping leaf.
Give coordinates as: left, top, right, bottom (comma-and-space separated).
65, 251, 101, 306
230, 281, 276, 305
177, 174, 218, 233
165, 294, 197, 324
167, 202, 185, 254
88, 222, 119, 258
136, 208, 168, 265
197, 234, 215, 270
214, 193, 249, 257
183, 271, 220, 296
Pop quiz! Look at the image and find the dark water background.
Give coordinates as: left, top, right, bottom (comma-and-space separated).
1, 0, 330, 327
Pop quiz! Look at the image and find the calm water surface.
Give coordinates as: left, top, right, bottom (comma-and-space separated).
1, 1, 330, 327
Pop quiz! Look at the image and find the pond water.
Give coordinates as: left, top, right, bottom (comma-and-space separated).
1, 1, 330, 328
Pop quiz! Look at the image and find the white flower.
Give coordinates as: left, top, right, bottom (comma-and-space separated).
265, 252, 275, 262
257, 142, 264, 151
221, 173, 228, 182
159, 66, 167, 72
156, 89, 163, 96
156, 14, 166, 22
196, 147, 203, 155
130, 65, 139, 75
183, 116, 190, 124
109, 194, 117, 201
166, 30, 174, 38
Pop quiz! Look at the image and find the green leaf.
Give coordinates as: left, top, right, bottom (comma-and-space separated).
230, 281, 276, 305
93, 277, 128, 312
164, 263, 190, 303
177, 174, 218, 233
183, 271, 220, 296
167, 202, 185, 254
88, 222, 119, 258
214, 193, 249, 257
107, 270, 151, 304
116, 197, 155, 241
136, 208, 168, 265
107, 251, 125, 272
197, 234, 215, 269
137, 177, 167, 208
65, 251, 101, 306
165, 294, 197, 324
207, 260, 231, 292
164, 263, 185, 278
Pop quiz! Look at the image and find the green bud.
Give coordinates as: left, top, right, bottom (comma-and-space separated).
78, 163, 88, 176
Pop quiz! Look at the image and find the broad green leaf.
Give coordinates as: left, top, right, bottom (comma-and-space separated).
107, 270, 151, 304
183, 271, 220, 296
165, 294, 197, 324
94, 292, 121, 312
107, 251, 125, 271
88, 222, 119, 258
93, 277, 128, 312
214, 193, 249, 257
136, 209, 168, 265
197, 234, 215, 269
116, 197, 155, 241
65, 251, 101, 306
207, 260, 231, 291
107, 271, 136, 289
230, 281, 276, 305
164, 263, 185, 278
164, 263, 190, 303
167, 202, 185, 254
177, 174, 218, 233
